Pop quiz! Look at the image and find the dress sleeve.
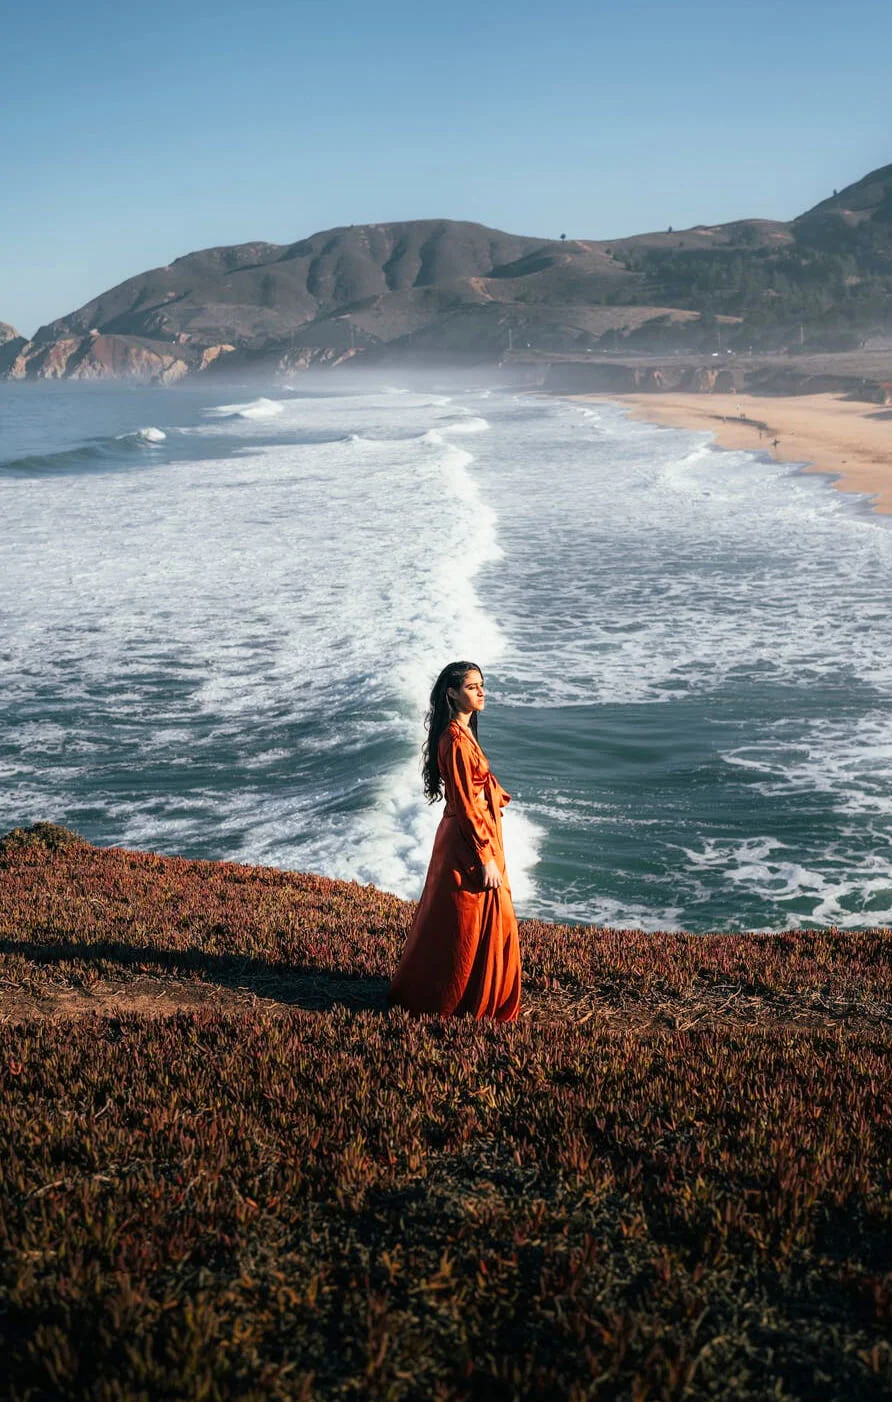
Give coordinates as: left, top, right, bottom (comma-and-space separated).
444, 734, 496, 866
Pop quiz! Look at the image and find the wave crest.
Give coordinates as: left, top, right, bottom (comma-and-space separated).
206, 397, 285, 421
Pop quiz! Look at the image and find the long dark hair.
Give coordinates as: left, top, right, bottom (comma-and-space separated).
422, 660, 483, 802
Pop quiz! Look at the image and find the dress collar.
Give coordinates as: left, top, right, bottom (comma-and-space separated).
449, 719, 487, 760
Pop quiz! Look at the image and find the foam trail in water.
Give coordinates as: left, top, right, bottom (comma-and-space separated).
679, 834, 892, 929
466, 392, 892, 927
483, 399, 892, 707
0, 386, 542, 906
721, 712, 892, 816
439, 416, 490, 435
206, 397, 285, 420
311, 424, 541, 903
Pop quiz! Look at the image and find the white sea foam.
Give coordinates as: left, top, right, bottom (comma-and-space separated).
0, 385, 541, 905
207, 396, 285, 420
117, 426, 167, 443
306, 418, 541, 901
475, 398, 892, 708
679, 835, 892, 928
721, 712, 892, 816
439, 416, 490, 435
548, 893, 687, 933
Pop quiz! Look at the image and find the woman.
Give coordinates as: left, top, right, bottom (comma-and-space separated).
387, 661, 522, 1022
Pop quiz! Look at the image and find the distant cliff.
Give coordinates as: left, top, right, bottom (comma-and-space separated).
6, 161, 892, 382
543, 354, 892, 403
0, 321, 27, 376
2, 331, 237, 383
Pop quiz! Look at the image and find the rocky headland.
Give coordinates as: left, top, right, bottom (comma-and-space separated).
0, 321, 27, 376
4, 161, 892, 390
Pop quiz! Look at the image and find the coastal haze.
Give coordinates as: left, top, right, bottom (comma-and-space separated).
1, 376, 890, 931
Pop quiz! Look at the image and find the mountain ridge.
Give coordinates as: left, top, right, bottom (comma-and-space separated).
5, 162, 892, 381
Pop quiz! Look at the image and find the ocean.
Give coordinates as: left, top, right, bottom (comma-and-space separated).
1, 377, 890, 932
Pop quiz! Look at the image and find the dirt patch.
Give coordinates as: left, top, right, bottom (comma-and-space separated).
1, 971, 886, 1033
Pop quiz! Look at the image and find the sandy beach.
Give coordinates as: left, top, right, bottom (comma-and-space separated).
570, 392, 892, 515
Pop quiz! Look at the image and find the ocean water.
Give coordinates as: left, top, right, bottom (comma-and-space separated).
1, 377, 890, 932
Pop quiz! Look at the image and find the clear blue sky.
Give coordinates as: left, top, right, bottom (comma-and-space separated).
3, 0, 890, 335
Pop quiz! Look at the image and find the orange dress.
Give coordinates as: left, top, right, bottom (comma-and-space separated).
387, 720, 522, 1021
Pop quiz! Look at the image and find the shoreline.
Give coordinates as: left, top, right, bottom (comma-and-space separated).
563, 391, 892, 516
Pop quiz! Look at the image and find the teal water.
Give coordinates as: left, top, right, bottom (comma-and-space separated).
1, 379, 890, 931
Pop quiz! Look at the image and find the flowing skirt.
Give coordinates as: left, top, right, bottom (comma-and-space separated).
387, 813, 522, 1021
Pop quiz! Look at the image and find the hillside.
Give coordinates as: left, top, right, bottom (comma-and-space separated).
797, 162, 892, 229
4, 162, 892, 382
0, 320, 27, 375
1, 823, 890, 1399
5, 219, 668, 381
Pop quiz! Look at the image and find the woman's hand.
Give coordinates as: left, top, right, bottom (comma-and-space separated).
481, 859, 502, 889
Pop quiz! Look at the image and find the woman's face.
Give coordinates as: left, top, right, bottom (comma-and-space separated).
449, 669, 485, 716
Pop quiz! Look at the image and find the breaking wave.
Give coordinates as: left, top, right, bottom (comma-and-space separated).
120, 426, 167, 443
0, 386, 542, 906
0, 428, 169, 476
206, 397, 286, 420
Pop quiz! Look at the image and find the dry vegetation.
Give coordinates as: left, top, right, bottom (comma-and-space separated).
1, 823, 890, 1401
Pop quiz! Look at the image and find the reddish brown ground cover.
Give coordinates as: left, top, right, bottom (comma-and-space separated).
1, 824, 890, 1400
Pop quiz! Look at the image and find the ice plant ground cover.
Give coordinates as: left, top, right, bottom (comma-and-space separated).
0, 825, 889, 1401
